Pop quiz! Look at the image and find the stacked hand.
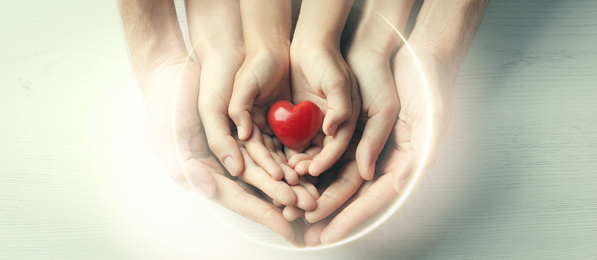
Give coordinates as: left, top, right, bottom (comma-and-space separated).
119, 0, 487, 247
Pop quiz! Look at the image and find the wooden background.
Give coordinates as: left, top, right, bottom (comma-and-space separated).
1, 0, 596, 259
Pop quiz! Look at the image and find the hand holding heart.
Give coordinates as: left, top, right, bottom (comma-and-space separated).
119, 0, 483, 247
268, 100, 323, 150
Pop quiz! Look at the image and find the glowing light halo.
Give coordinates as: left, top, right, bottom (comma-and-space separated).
320, 10, 434, 248
171, 10, 432, 250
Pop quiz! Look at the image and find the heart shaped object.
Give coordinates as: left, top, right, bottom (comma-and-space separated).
268, 100, 323, 150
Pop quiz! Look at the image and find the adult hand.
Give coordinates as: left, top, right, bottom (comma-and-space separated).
304, 48, 456, 246
118, 0, 298, 243
303, 0, 488, 246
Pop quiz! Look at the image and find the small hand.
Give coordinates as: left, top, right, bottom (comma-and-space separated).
228, 48, 291, 180
289, 44, 361, 177
227, 0, 292, 180
288, 0, 360, 177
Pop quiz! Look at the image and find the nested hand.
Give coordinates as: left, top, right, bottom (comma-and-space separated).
227, 0, 295, 181
288, 44, 361, 177
304, 49, 456, 246
301, 0, 486, 245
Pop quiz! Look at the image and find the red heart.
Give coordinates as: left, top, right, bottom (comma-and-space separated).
268, 100, 323, 150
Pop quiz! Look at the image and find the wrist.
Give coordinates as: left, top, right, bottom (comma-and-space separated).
290, 39, 339, 61
292, 0, 354, 47
133, 39, 188, 89
245, 34, 290, 56
346, 29, 400, 59
292, 27, 342, 48
406, 0, 487, 71
395, 42, 458, 84
346, 0, 416, 58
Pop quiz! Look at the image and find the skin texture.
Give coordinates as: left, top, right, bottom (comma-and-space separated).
228, 0, 294, 181
118, 0, 305, 245
288, 0, 361, 178
119, 0, 487, 246
303, 0, 488, 246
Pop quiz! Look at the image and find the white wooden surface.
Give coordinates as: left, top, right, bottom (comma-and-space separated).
1, 0, 596, 259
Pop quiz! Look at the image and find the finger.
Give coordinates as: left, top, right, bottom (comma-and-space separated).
392, 151, 417, 193
310, 86, 359, 176
198, 68, 243, 177
320, 173, 397, 245
283, 206, 304, 222
305, 161, 363, 223
229, 67, 259, 140
238, 148, 297, 206
308, 125, 353, 176
176, 153, 218, 198
304, 220, 327, 247
322, 82, 353, 136
295, 160, 311, 176
298, 178, 320, 200
199, 100, 243, 177
287, 139, 321, 167
291, 186, 317, 212
268, 137, 300, 185
271, 137, 287, 160
211, 174, 295, 242
289, 219, 307, 248
356, 108, 398, 180
244, 125, 284, 180
288, 153, 311, 168
350, 56, 399, 180
282, 164, 299, 186
285, 132, 323, 161
272, 199, 283, 208
263, 133, 276, 150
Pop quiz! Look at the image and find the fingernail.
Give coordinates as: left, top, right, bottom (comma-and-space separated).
237, 126, 245, 139
368, 162, 375, 180
224, 157, 238, 175
327, 124, 338, 136
196, 182, 215, 198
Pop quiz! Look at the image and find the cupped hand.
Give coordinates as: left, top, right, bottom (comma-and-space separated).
234, 124, 320, 209
143, 60, 298, 243
288, 43, 361, 177
343, 0, 416, 180
226, 0, 294, 181
303, 47, 456, 246
228, 47, 293, 181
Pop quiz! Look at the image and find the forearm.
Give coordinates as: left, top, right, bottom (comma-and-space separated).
118, 0, 187, 86
239, 0, 291, 52
349, 0, 416, 55
185, 0, 244, 60
409, 0, 488, 70
293, 0, 355, 47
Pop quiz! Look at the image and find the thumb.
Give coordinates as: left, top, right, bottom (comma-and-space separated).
229, 67, 258, 140
322, 81, 353, 136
